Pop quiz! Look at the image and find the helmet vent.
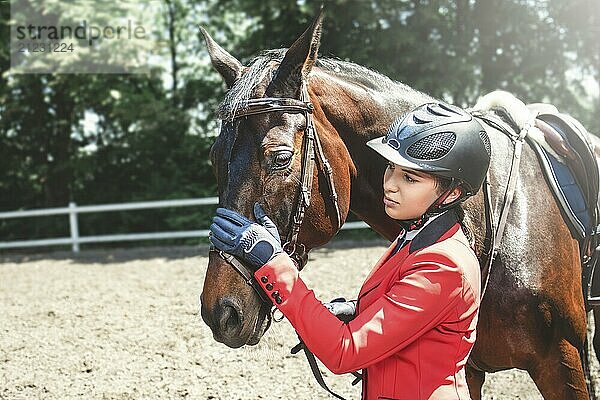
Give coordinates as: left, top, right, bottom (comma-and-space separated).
406, 132, 456, 160
413, 115, 428, 124
479, 130, 491, 157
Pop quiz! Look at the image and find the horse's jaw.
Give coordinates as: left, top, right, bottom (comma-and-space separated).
244, 303, 273, 346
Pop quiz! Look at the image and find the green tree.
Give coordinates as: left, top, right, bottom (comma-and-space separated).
0, 0, 597, 247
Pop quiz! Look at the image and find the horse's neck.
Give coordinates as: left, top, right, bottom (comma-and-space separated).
311, 70, 434, 240
312, 70, 432, 141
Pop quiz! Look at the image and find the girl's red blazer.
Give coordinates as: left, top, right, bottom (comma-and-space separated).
255, 211, 481, 400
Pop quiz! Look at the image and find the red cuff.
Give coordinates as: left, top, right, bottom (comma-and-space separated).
254, 253, 299, 306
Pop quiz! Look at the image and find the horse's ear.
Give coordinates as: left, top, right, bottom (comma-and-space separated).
266, 7, 324, 97
199, 26, 243, 88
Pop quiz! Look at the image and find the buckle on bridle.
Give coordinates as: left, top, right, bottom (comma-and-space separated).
283, 241, 296, 255
272, 308, 285, 323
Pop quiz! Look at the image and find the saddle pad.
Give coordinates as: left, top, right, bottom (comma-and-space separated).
538, 113, 599, 212
528, 139, 590, 239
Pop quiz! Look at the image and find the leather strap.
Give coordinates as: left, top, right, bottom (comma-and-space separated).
210, 248, 272, 304
479, 173, 496, 299
466, 113, 529, 374
310, 89, 342, 231
283, 84, 342, 269
283, 86, 317, 265
493, 122, 528, 249
231, 98, 313, 119
301, 344, 350, 400
291, 336, 361, 400
472, 112, 528, 260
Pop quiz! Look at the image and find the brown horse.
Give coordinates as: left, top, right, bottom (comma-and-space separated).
199, 13, 593, 399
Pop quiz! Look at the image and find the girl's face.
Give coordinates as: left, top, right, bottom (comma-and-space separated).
382, 162, 460, 220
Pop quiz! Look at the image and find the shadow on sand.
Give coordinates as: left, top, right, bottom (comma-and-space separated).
0, 237, 390, 265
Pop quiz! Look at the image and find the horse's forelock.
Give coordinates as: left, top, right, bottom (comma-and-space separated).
217, 50, 287, 121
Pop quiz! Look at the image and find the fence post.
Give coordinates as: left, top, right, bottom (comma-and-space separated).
69, 202, 80, 253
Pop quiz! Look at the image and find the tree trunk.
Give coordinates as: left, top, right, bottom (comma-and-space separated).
473, 0, 498, 93
165, 0, 179, 104
454, 0, 471, 105
45, 78, 74, 207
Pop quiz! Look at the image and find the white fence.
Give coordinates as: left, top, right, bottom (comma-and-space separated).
0, 198, 369, 253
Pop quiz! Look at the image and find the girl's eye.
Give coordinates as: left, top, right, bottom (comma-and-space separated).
404, 174, 415, 183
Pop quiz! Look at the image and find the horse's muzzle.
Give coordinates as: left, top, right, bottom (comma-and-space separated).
201, 297, 246, 348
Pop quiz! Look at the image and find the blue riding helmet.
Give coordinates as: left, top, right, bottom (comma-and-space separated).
367, 102, 491, 197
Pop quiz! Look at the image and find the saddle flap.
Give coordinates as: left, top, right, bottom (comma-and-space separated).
537, 112, 599, 226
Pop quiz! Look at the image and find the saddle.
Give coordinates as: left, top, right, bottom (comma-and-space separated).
526, 103, 599, 240
525, 103, 600, 306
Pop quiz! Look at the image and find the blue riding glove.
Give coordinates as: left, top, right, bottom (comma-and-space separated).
209, 203, 283, 270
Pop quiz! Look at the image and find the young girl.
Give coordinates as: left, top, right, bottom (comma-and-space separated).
209, 102, 491, 400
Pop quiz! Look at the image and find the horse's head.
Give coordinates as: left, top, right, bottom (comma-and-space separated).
199, 11, 354, 348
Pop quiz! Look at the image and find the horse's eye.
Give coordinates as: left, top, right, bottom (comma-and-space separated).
272, 151, 293, 170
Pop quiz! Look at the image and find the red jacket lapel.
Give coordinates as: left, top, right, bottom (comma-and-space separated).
358, 210, 462, 302
359, 240, 410, 299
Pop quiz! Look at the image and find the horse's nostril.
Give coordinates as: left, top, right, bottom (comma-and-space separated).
218, 306, 236, 334
217, 299, 243, 338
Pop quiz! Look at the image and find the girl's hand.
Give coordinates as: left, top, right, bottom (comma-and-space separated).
209, 203, 282, 270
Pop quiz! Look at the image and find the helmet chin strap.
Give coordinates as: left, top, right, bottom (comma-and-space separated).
398, 215, 428, 232
398, 179, 463, 232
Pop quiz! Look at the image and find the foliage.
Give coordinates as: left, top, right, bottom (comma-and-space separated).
0, 0, 597, 248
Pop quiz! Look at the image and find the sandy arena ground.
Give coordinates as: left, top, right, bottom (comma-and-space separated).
1, 241, 599, 399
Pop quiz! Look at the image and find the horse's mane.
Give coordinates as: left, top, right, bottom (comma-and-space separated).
217, 48, 424, 121
315, 58, 403, 93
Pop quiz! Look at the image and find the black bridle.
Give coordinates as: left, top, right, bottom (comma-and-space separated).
210, 82, 342, 301
209, 82, 349, 400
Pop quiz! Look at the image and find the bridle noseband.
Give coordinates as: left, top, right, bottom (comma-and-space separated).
211, 82, 342, 303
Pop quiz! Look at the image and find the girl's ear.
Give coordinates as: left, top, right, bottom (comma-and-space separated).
442, 186, 463, 204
